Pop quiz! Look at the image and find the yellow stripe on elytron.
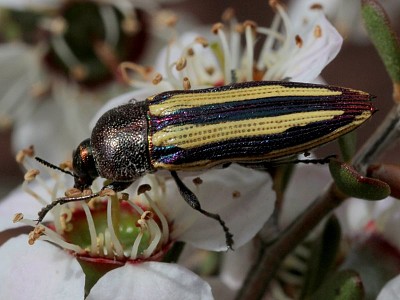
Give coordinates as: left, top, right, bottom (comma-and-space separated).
152, 110, 345, 149
148, 85, 343, 116
152, 110, 373, 171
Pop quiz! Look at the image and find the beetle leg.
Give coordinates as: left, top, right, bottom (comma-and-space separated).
170, 171, 234, 250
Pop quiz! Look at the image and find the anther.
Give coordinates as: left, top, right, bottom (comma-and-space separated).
211, 23, 224, 34
314, 25, 322, 38
175, 57, 187, 71
13, 213, 24, 223
138, 184, 152, 195
195, 36, 209, 47
24, 169, 40, 182
310, 3, 323, 10
222, 7, 235, 22
295, 35, 303, 47
70, 65, 88, 81
65, 188, 82, 198
152, 73, 163, 85
183, 77, 191, 90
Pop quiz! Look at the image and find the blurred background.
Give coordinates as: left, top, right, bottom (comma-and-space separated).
0, 0, 399, 198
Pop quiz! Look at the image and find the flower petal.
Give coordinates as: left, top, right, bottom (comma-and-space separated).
162, 164, 275, 251
280, 164, 331, 227
87, 262, 213, 300
0, 235, 84, 300
377, 274, 400, 300
283, 12, 343, 82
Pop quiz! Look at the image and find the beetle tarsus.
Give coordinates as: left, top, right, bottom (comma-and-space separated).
170, 171, 234, 250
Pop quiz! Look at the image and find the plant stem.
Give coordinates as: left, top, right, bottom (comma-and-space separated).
236, 184, 346, 300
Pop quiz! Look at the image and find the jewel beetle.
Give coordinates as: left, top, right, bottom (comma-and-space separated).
36, 80, 376, 249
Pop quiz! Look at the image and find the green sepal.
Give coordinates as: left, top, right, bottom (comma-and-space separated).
329, 160, 390, 200
338, 132, 357, 162
362, 0, 400, 83
310, 270, 364, 300
78, 257, 123, 297
301, 216, 342, 299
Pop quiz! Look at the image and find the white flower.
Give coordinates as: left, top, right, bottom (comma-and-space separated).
0, 150, 274, 298
116, 1, 342, 93
0, 0, 154, 160
289, 0, 400, 43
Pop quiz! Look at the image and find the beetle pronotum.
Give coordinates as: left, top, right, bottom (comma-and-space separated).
36, 81, 376, 249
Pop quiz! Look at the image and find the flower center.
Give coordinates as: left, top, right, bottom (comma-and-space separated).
43, 1, 148, 88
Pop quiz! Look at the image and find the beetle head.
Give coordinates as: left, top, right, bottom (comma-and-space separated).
72, 138, 99, 190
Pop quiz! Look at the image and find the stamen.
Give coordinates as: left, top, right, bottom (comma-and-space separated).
274, 2, 294, 54
130, 229, 144, 259
211, 23, 232, 83
30, 223, 84, 253
99, 5, 119, 47
143, 192, 170, 246
244, 20, 257, 81
165, 43, 183, 88
82, 202, 98, 255
142, 218, 162, 258
106, 197, 124, 258
222, 7, 235, 22
22, 182, 49, 207
257, 12, 282, 69
93, 41, 119, 75
104, 229, 113, 258
122, 13, 140, 34
98, 233, 105, 256
119, 62, 154, 87
50, 35, 82, 74
60, 212, 73, 232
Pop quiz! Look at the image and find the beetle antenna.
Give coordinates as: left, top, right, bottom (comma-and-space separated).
35, 157, 78, 178
35, 192, 100, 223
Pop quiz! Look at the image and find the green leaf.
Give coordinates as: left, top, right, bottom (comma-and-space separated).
338, 132, 357, 162
301, 216, 342, 299
362, 0, 400, 83
310, 270, 364, 300
329, 160, 390, 200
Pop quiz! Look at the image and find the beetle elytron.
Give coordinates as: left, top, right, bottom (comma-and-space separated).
36, 81, 376, 249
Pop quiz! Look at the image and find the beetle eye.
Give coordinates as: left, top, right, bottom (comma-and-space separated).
72, 138, 98, 181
